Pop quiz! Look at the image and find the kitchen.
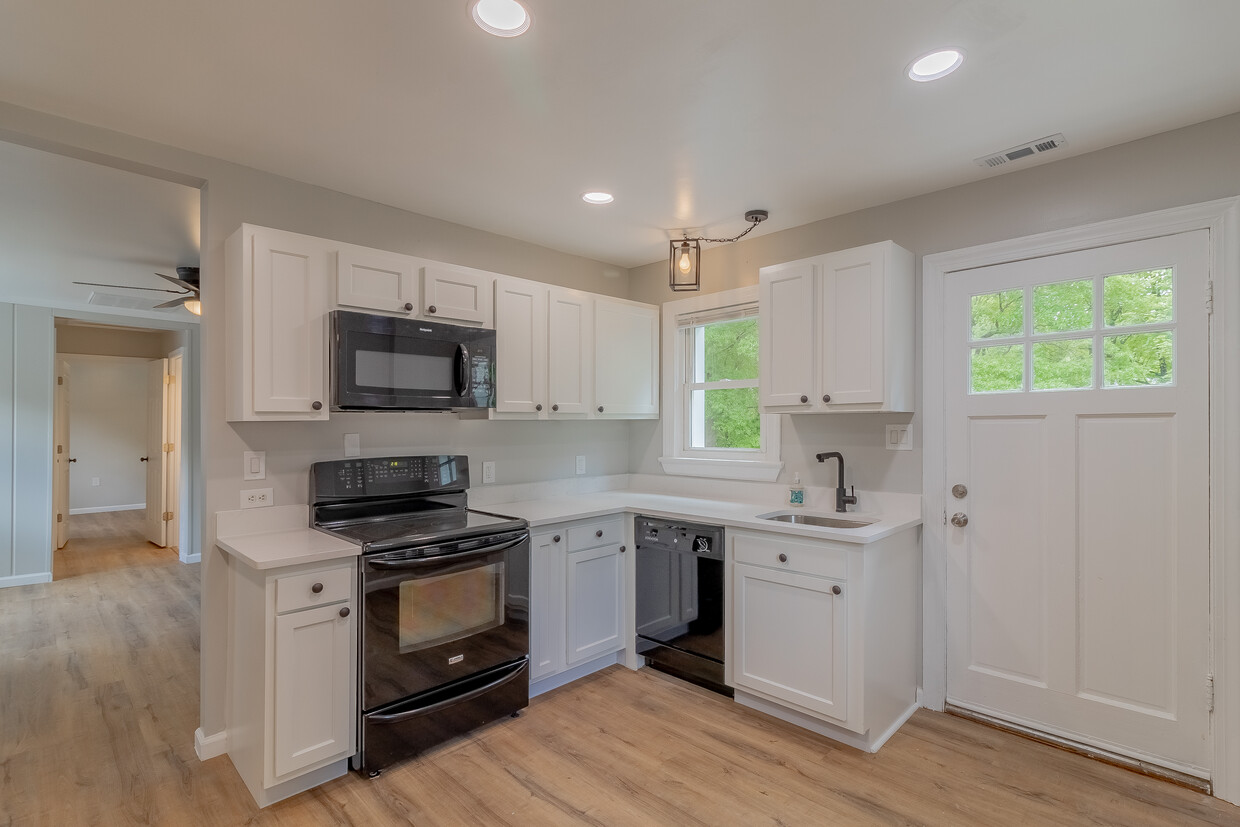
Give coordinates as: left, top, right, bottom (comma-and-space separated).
2, 2, 1240, 823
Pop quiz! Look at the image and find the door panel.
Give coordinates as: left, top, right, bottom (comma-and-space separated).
53, 360, 70, 550
945, 230, 1211, 776
144, 358, 168, 547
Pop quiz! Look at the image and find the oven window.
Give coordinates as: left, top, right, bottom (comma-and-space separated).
355, 348, 454, 392
398, 563, 504, 652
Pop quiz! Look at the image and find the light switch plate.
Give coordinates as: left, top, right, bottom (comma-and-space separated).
243, 451, 266, 480
344, 433, 361, 458
575, 455, 586, 475
482, 461, 496, 484
885, 424, 912, 451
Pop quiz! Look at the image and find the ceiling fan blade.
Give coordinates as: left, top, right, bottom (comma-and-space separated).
72, 280, 183, 294
153, 296, 190, 309
155, 272, 199, 294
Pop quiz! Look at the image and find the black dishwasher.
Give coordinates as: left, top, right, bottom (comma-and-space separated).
634, 516, 730, 696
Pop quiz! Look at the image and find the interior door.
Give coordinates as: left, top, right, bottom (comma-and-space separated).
944, 230, 1212, 778
144, 358, 168, 547
52, 359, 70, 549
165, 351, 183, 552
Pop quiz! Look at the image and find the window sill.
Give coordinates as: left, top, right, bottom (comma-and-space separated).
658, 456, 784, 482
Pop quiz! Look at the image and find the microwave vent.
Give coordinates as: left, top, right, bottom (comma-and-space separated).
975, 133, 1067, 168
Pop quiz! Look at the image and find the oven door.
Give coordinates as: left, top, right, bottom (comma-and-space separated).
360, 530, 529, 711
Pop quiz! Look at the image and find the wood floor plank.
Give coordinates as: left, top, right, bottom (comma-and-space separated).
2, 511, 1239, 826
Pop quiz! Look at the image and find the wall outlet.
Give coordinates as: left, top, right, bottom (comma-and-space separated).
343, 433, 360, 458
240, 487, 274, 509
575, 455, 586, 475
243, 451, 266, 480
482, 461, 496, 484
885, 424, 913, 451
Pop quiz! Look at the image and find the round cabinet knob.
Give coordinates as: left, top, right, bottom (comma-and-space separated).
339, 606, 351, 618
952, 484, 968, 499
597, 406, 604, 413
553, 534, 561, 543
311, 582, 324, 594
822, 394, 832, 404
595, 529, 604, 538
311, 401, 323, 411
428, 305, 437, 314
800, 395, 809, 403
619, 545, 627, 553
552, 404, 560, 412
951, 512, 969, 528
832, 585, 842, 596
403, 302, 414, 312
777, 553, 788, 563
535, 404, 543, 411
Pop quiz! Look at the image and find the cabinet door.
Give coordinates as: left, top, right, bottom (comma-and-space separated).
335, 248, 418, 315
273, 601, 354, 777
530, 530, 566, 681
732, 562, 848, 722
421, 264, 494, 327
819, 243, 886, 406
593, 298, 658, 418
759, 260, 817, 409
250, 228, 330, 419
494, 277, 549, 414
566, 544, 623, 665
548, 288, 593, 416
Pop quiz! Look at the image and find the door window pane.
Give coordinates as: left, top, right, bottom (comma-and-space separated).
1032, 339, 1092, 390
1104, 332, 1173, 387
970, 344, 1024, 393
1103, 269, 1173, 327
1033, 279, 1092, 334
971, 290, 1024, 340
690, 387, 761, 448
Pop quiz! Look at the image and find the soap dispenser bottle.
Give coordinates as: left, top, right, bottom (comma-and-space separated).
789, 473, 805, 507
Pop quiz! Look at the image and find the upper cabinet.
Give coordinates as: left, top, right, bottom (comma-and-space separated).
593, 297, 659, 418
335, 248, 418, 316
759, 241, 914, 413
226, 225, 332, 421
421, 264, 494, 327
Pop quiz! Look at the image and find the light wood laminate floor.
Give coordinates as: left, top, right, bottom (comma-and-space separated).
2, 513, 1239, 825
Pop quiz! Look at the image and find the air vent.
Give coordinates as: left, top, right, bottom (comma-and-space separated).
975, 133, 1067, 168
87, 291, 165, 311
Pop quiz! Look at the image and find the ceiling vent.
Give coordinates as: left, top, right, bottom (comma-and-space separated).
975, 133, 1067, 168
87, 291, 165, 311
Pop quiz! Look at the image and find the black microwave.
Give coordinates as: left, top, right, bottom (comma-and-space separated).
330, 310, 496, 411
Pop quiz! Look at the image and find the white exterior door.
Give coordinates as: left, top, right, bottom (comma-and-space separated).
944, 230, 1212, 778
143, 358, 169, 547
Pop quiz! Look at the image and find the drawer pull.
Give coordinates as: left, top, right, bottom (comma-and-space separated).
311, 582, 324, 594
778, 553, 788, 563
595, 529, 603, 538
553, 535, 561, 543
339, 606, 351, 618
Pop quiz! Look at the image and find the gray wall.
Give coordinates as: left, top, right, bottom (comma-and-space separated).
628, 111, 1240, 495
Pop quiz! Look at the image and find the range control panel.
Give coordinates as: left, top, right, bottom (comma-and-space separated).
311, 455, 469, 499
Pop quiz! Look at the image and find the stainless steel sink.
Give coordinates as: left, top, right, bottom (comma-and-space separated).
758, 512, 875, 529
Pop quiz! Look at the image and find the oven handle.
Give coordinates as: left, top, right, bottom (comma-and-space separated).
367, 532, 528, 569
367, 659, 529, 724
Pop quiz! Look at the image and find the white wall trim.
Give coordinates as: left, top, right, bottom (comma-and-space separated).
0, 572, 52, 588
921, 195, 1240, 804
193, 726, 228, 761
69, 503, 144, 515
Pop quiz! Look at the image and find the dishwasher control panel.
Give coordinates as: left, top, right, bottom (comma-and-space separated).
634, 516, 724, 561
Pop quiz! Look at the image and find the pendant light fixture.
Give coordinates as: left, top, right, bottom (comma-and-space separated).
669, 210, 768, 292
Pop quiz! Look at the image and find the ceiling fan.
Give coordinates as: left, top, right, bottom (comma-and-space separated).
74, 266, 201, 315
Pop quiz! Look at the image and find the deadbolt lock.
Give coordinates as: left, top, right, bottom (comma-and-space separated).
952, 484, 967, 499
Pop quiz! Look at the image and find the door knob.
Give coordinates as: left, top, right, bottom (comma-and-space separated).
952, 484, 968, 499
950, 512, 969, 527
69, 457, 78, 463
139, 457, 148, 462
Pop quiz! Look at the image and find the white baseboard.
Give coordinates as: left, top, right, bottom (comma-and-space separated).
194, 727, 228, 761
180, 552, 201, 564
70, 503, 145, 515
0, 572, 53, 589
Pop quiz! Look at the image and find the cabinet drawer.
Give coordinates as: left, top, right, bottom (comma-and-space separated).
275, 567, 352, 614
732, 533, 847, 580
567, 518, 623, 552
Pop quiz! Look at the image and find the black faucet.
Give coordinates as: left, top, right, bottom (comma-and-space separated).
815, 451, 858, 513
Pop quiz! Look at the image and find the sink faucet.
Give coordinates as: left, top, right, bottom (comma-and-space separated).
815, 451, 858, 513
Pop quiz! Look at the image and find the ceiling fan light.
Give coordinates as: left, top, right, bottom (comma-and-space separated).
183, 298, 202, 316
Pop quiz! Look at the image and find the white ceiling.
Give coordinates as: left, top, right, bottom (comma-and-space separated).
2, 1, 1239, 268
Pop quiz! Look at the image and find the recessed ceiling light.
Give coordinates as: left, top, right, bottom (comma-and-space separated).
582, 192, 614, 205
907, 48, 965, 82
470, 0, 531, 37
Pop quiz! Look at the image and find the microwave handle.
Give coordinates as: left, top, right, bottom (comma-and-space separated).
455, 343, 470, 397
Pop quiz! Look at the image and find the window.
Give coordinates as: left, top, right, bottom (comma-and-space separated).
659, 286, 782, 480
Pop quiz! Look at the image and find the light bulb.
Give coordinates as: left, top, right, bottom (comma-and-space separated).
678, 247, 692, 273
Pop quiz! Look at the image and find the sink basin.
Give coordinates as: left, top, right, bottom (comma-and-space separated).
757, 511, 875, 529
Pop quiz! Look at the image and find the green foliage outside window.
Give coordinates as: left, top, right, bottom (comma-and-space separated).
700, 318, 760, 449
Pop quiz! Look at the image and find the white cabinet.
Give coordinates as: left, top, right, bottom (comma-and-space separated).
421, 264, 494, 327
728, 528, 920, 752
593, 297, 659, 418
529, 516, 626, 690
548, 288, 593, 416
759, 241, 915, 413
227, 556, 357, 807
226, 225, 332, 421
335, 247, 418, 316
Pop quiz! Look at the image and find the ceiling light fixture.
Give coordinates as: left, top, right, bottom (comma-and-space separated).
470, 0, 531, 37
669, 210, 768, 292
907, 48, 965, 82
582, 192, 614, 205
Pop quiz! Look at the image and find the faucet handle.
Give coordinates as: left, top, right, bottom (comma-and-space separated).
843, 485, 858, 506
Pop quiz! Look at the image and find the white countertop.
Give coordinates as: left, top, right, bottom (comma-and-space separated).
216, 505, 360, 570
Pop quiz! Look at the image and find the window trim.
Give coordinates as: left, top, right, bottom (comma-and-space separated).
658, 285, 782, 481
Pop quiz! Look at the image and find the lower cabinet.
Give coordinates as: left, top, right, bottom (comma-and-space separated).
530, 516, 626, 690
228, 556, 358, 807
728, 528, 920, 752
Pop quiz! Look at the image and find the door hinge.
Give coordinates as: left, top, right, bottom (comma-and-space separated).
164, 374, 174, 385
162, 511, 174, 522
57, 513, 63, 523
163, 442, 174, 453
1206, 280, 1214, 315
57, 444, 62, 454
1207, 673, 1215, 713
57, 376, 63, 385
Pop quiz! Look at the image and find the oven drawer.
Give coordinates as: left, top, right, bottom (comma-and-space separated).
567, 517, 623, 551
275, 566, 352, 614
